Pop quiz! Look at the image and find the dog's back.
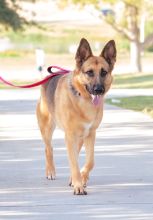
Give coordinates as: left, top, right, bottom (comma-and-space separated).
40, 74, 63, 112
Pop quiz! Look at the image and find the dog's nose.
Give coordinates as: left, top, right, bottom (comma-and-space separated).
93, 84, 105, 95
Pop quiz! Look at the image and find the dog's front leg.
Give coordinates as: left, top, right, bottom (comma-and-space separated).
65, 133, 87, 195
81, 130, 96, 187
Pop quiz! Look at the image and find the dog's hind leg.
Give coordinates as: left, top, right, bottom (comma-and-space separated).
36, 102, 56, 180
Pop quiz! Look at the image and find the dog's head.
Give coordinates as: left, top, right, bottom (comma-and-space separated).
74, 38, 116, 105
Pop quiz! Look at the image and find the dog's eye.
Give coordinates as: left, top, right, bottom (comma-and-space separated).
100, 68, 107, 77
85, 70, 94, 77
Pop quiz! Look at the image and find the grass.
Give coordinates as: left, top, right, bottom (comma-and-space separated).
113, 72, 153, 89
0, 80, 36, 89
0, 50, 22, 58
2, 23, 110, 55
106, 96, 153, 118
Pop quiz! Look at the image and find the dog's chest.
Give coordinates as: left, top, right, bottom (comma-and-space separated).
82, 107, 103, 137
83, 122, 93, 137
84, 122, 93, 130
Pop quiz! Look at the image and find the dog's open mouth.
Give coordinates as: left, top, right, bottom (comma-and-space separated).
85, 85, 104, 106
91, 95, 102, 106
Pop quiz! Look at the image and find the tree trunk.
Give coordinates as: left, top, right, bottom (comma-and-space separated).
125, 4, 142, 73
130, 40, 142, 72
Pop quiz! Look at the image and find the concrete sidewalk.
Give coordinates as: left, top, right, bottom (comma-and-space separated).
0, 89, 153, 220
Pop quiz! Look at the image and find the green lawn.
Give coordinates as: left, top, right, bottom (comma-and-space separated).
106, 96, 153, 118
108, 72, 153, 118
113, 73, 153, 89
0, 80, 35, 89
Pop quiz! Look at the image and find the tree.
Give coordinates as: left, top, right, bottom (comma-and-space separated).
0, 0, 25, 30
58, 0, 153, 72
0, 0, 36, 31
102, 0, 153, 72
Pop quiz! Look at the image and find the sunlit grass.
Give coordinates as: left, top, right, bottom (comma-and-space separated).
4, 23, 110, 54
106, 96, 153, 118
113, 73, 153, 89
0, 80, 36, 89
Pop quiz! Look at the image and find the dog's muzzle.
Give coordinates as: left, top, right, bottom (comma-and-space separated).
85, 84, 105, 106
86, 84, 105, 96
93, 84, 105, 95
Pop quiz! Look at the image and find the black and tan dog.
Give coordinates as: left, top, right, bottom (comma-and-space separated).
36, 38, 116, 195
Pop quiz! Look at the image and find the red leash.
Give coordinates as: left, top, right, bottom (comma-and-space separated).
0, 66, 71, 88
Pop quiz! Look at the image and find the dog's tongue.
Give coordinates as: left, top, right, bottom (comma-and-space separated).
91, 95, 101, 106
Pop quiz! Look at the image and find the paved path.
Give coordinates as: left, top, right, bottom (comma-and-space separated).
0, 89, 153, 220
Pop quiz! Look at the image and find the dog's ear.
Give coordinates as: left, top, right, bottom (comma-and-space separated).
75, 38, 93, 69
100, 40, 116, 70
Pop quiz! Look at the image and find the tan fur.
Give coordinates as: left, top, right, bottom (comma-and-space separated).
36, 38, 116, 195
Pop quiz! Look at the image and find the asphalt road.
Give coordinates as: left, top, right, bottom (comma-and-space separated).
0, 89, 153, 220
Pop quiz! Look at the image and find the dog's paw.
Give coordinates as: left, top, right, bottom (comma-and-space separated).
46, 167, 56, 180
68, 176, 74, 187
46, 175, 55, 180
81, 170, 89, 187
69, 178, 73, 187
73, 184, 87, 195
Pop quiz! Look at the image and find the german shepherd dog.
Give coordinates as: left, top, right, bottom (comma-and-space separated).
36, 38, 116, 195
